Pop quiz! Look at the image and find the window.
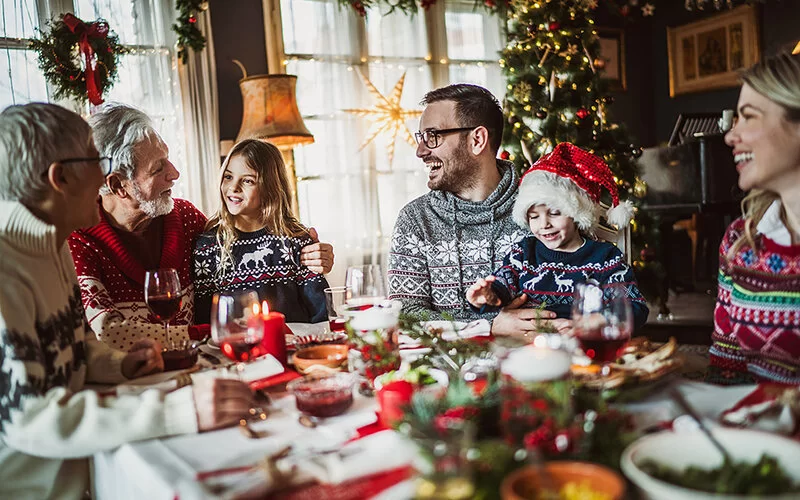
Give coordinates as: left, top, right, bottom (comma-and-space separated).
273, 0, 504, 284
1, 0, 187, 198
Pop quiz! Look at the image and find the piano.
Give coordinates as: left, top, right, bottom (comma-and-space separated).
636, 112, 744, 310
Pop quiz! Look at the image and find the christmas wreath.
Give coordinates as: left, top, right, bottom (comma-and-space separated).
29, 13, 124, 106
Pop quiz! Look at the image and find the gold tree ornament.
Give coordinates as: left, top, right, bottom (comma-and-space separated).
343, 70, 422, 166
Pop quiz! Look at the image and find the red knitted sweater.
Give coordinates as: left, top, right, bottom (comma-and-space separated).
68, 199, 208, 351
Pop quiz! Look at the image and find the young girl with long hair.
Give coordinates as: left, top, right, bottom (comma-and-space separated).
708, 51, 800, 385
193, 139, 328, 324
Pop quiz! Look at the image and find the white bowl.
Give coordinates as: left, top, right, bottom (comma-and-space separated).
621, 428, 800, 500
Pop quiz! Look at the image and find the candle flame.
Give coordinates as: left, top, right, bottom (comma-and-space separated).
252, 302, 260, 316
262, 300, 270, 315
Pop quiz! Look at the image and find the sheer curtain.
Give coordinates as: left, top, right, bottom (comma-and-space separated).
178, 6, 220, 215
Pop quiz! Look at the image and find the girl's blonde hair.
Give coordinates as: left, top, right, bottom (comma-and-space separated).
726, 51, 800, 261
206, 139, 309, 273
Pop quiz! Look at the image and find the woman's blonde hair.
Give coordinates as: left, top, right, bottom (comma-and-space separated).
206, 139, 308, 273
727, 51, 800, 260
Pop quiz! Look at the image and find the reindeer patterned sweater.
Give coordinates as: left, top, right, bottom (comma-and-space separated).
193, 227, 328, 324
485, 236, 649, 332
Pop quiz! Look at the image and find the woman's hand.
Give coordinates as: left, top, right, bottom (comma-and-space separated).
300, 227, 334, 274
490, 295, 557, 337
121, 339, 164, 379
466, 275, 501, 307
193, 378, 256, 432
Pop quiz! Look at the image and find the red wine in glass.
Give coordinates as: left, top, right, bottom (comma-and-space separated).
146, 294, 182, 323
220, 334, 262, 363
329, 317, 347, 332
576, 326, 631, 363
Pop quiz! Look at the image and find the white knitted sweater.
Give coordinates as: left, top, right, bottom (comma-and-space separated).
0, 201, 198, 500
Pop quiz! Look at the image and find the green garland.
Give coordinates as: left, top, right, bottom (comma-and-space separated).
29, 14, 124, 105
173, 0, 207, 63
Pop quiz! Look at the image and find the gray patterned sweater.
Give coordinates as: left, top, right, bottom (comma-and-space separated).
388, 160, 524, 321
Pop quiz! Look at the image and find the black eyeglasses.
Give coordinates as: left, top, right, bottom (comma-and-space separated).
59, 156, 113, 176
414, 127, 478, 149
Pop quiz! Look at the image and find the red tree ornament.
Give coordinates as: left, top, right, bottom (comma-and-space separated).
500, 150, 510, 160
548, 21, 560, 31
576, 107, 590, 120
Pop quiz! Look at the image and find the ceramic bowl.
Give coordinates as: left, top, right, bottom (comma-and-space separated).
287, 372, 356, 418
501, 461, 625, 500
292, 344, 349, 374
621, 428, 800, 500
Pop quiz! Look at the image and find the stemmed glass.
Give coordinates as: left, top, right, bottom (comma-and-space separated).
345, 264, 387, 305
211, 290, 265, 378
571, 281, 633, 365
144, 269, 183, 346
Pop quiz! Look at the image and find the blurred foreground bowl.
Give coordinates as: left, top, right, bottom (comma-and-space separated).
501, 461, 625, 500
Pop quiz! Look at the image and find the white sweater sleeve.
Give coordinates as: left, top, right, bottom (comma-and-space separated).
0, 277, 198, 459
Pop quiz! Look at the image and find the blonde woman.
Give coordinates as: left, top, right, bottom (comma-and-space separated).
192, 139, 329, 324
708, 51, 800, 384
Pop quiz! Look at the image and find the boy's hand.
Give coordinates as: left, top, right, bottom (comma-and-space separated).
490, 295, 558, 337
467, 276, 501, 307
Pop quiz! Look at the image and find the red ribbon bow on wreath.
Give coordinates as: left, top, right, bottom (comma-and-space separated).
63, 13, 109, 106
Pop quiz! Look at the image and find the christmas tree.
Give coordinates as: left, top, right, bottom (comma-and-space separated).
499, 0, 644, 207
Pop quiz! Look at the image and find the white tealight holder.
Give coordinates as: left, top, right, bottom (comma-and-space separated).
501, 345, 572, 382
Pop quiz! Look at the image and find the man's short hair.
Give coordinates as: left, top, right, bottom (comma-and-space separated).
90, 103, 160, 195
0, 103, 91, 204
421, 84, 504, 154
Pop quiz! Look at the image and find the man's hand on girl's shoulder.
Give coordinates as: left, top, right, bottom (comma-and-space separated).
300, 227, 334, 274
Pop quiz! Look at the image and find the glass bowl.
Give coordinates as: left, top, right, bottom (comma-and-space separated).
287, 372, 356, 418
161, 339, 199, 371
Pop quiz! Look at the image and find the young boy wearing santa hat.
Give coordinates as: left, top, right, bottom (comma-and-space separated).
466, 142, 649, 333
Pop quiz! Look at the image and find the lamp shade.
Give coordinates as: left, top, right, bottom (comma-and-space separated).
235, 74, 314, 148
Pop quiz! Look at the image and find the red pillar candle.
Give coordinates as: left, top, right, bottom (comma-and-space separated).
260, 301, 287, 364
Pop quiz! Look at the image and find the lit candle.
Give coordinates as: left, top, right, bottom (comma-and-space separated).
260, 301, 287, 364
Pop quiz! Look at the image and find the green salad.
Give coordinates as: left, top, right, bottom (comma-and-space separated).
376, 366, 438, 387
640, 454, 800, 496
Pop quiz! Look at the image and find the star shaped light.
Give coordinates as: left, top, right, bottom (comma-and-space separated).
343, 71, 422, 166
641, 2, 655, 16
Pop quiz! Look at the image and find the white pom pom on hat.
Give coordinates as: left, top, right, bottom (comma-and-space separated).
512, 142, 634, 233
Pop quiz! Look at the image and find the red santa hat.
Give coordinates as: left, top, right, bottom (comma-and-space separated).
512, 142, 634, 233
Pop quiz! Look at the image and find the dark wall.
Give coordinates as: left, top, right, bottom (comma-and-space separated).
628, 1, 800, 145
209, 0, 269, 142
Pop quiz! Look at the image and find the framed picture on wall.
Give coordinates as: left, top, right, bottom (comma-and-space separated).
667, 5, 759, 97
597, 28, 626, 91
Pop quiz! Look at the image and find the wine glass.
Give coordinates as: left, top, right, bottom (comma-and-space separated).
345, 264, 387, 304
210, 290, 264, 378
144, 269, 183, 347
571, 281, 633, 365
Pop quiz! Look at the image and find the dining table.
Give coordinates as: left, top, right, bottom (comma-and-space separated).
88, 324, 759, 500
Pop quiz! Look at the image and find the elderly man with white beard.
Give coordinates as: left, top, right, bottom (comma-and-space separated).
69, 104, 334, 350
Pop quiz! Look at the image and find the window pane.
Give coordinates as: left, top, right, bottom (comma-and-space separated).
445, 0, 502, 61
448, 62, 504, 99
74, 0, 176, 47
281, 0, 360, 56
366, 6, 427, 58
0, 48, 48, 107
0, 0, 39, 39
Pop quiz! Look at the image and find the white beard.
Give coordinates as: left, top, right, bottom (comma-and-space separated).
130, 181, 173, 218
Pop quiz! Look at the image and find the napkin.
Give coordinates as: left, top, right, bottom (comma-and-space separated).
720, 384, 799, 436
116, 355, 285, 396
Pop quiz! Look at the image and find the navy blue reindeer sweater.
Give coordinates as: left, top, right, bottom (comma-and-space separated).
193, 227, 328, 324
487, 236, 649, 332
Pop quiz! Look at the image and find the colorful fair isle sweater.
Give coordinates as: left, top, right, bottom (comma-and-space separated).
485, 236, 649, 332
68, 199, 207, 351
0, 201, 197, 500
193, 227, 329, 324
708, 203, 800, 385
388, 160, 525, 321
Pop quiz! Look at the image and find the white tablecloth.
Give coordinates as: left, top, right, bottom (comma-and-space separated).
92, 373, 754, 500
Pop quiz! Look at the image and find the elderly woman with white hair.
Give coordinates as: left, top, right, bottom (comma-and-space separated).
0, 103, 255, 499
68, 103, 335, 351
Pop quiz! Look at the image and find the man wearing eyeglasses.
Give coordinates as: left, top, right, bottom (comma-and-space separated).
0, 103, 255, 499
67, 104, 334, 351
388, 84, 557, 336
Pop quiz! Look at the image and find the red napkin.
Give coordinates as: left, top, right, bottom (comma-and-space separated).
249, 369, 301, 391
721, 383, 799, 437
275, 465, 414, 500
